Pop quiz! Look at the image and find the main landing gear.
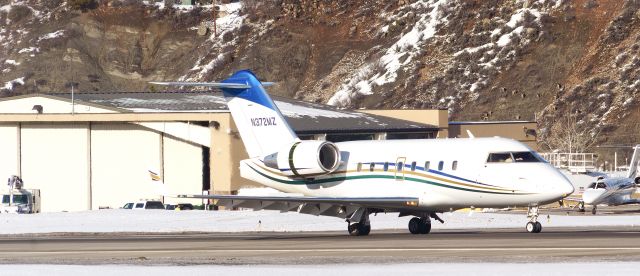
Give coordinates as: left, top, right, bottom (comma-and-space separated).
347, 208, 371, 236
407, 213, 443, 235
408, 217, 431, 234
348, 222, 371, 236
526, 206, 542, 233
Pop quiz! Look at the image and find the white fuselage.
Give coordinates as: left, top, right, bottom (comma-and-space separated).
582, 178, 637, 206
240, 137, 574, 212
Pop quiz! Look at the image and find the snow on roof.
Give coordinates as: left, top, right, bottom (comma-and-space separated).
46, 91, 438, 133
274, 100, 363, 119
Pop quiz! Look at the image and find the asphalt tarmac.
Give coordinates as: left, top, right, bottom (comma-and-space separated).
1, 227, 640, 265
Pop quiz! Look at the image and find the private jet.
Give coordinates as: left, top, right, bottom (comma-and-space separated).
579, 145, 640, 214
151, 70, 574, 235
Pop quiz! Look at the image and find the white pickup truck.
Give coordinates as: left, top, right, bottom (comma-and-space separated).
1, 189, 41, 214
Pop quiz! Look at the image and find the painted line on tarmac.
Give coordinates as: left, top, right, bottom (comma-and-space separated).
7, 247, 640, 255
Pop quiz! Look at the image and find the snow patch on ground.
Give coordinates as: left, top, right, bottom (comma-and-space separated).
1, 209, 640, 234
2, 263, 640, 276
2, 77, 24, 91
4, 59, 19, 65
18, 47, 39, 54
38, 30, 64, 41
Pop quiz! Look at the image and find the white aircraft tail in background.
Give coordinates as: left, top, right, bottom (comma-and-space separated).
152, 70, 574, 236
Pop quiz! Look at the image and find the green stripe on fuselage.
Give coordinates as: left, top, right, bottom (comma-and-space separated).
247, 164, 529, 195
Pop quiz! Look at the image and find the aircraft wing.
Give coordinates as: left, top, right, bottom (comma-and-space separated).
620, 199, 640, 205
177, 194, 420, 218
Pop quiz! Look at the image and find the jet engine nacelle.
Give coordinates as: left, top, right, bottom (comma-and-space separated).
263, 140, 341, 177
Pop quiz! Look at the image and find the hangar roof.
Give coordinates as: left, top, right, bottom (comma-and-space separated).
46, 91, 439, 134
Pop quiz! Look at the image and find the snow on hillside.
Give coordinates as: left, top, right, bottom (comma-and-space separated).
181, 2, 244, 81
328, 0, 562, 111
328, 0, 452, 106
2, 77, 24, 91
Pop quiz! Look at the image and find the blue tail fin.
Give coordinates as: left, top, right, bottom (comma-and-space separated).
219, 70, 298, 158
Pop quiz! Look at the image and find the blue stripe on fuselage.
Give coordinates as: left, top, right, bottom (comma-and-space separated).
363, 161, 494, 187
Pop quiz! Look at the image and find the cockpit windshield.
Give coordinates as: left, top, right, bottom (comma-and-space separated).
487, 151, 546, 163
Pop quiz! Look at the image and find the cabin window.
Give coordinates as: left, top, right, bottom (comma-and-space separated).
512, 152, 544, 162
383, 162, 389, 171
411, 161, 417, 171
357, 163, 362, 172
452, 161, 458, 170
487, 152, 544, 163
369, 163, 375, 172
487, 153, 513, 163
438, 161, 444, 171
397, 162, 404, 172
424, 161, 430, 170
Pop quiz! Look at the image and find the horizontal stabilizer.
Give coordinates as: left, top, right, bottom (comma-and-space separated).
149, 81, 251, 89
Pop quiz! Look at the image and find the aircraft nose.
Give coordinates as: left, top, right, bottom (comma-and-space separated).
583, 188, 606, 205
554, 173, 575, 198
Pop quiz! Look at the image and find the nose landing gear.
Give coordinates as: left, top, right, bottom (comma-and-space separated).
526, 206, 542, 233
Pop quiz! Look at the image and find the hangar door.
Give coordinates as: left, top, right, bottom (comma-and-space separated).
20, 123, 90, 212
0, 124, 19, 180
90, 123, 162, 209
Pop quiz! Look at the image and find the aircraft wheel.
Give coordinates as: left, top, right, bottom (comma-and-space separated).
408, 217, 422, 234
419, 218, 432, 234
591, 206, 597, 215
348, 223, 361, 236
348, 223, 370, 236
526, 222, 536, 233
534, 221, 542, 233
360, 224, 371, 236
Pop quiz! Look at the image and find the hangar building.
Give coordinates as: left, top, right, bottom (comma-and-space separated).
0, 92, 536, 212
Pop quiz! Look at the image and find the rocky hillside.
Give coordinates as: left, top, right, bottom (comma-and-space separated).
1, 0, 640, 155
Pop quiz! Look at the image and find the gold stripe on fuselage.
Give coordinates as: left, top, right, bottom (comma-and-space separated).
250, 161, 514, 193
